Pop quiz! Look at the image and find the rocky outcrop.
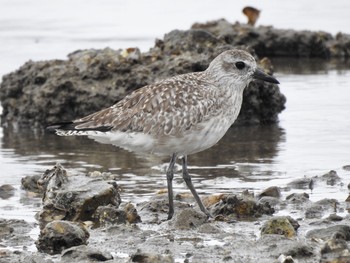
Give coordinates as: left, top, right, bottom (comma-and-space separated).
192, 19, 350, 58
0, 27, 285, 129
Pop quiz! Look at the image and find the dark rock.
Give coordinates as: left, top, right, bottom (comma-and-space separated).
211, 193, 274, 220
0, 184, 15, 199
131, 251, 174, 263
124, 202, 141, 224
306, 225, 350, 241
36, 220, 89, 255
285, 193, 310, 203
92, 205, 128, 226
171, 208, 207, 229
258, 186, 281, 199
320, 170, 341, 186
277, 254, 295, 263
36, 164, 121, 224
21, 174, 42, 193
342, 165, 350, 171
192, 19, 350, 58
61, 245, 112, 263
0, 26, 285, 129
305, 199, 338, 219
261, 216, 299, 238
321, 233, 349, 254
287, 177, 314, 190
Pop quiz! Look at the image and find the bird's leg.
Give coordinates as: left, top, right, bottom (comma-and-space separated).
181, 156, 212, 218
166, 153, 177, 220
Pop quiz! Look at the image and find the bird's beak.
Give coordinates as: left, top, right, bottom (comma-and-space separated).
253, 68, 280, 84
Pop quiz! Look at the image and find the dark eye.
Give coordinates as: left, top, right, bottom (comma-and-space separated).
235, 61, 245, 70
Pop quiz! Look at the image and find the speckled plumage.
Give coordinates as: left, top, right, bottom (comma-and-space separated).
50, 49, 279, 219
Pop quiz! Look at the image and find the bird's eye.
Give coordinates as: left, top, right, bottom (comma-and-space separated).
235, 61, 245, 70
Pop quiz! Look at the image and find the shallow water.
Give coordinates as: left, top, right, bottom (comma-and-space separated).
1, 0, 350, 225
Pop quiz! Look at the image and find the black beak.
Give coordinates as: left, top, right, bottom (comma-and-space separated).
253, 68, 280, 84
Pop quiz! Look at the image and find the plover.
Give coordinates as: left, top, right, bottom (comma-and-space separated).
47, 49, 279, 219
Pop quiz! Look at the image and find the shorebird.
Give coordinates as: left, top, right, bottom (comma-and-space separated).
47, 49, 279, 219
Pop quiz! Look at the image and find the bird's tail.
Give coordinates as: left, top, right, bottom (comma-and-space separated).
46, 121, 112, 136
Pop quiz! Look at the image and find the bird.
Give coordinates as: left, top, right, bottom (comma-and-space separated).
47, 49, 279, 220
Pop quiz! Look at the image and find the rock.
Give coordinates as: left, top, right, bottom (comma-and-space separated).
285, 193, 310, 203
211, 193, 275, 220
320, 170, 341, 186
306, 225, 350, 241
320, 233, 350, 263
277, 254, 295, 263
321, 233, 349, 254
287, 177, 314, 190
21, 174, 42, 193
36, 220, 89, 255
305, 199, 339, 219
0, 27, 285, 129
124, 202, 141, 224
61, 245, 113, 263
258, 186, 281, 199
0, 184, 15, 199
261, 216, 300, 238
192, 19, 350, 58
172, 208, 207, 229
36, 165, 121, 224
342, 165, 350, 171
92, 205, 128, 226
131, 251, 174, 263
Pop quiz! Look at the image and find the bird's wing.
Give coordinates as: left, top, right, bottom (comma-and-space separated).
72, 73, 219, 136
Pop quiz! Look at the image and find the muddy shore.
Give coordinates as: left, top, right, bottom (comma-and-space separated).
1, 165, 349, 263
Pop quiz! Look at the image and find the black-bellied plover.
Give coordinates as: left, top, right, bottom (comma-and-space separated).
47, 49, 279, 219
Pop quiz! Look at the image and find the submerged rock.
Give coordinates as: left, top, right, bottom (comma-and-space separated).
36, 220, 89, 255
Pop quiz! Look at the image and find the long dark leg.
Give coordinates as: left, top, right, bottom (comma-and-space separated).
182, 156, 212, 218
166, 153, 177, 220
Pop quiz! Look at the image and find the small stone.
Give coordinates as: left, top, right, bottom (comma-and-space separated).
131, 252, 174, 263
36, 220, 89, 255
277, 254, 295, 263
321, 170, 341, 186
261, 216, 299, 238
21, 174, 42, 193
306, 225, 350, 241
342, 165, 350, 171
0, 184, 15, 199
258, 186, 281, 199
286, 193, 310, 203
211, 193, 274, 220
124, 202, 141, 224
321, 233, 348, 254
61, 245, 113, 263
287, 177, 313, 190
172, 208, 207, 229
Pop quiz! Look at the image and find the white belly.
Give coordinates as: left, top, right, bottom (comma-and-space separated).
88, 116, 232, 157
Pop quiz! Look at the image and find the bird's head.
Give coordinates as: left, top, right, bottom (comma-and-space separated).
207, 49, 279, 89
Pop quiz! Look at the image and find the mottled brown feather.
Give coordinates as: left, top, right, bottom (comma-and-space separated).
74, 72, 220, 136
